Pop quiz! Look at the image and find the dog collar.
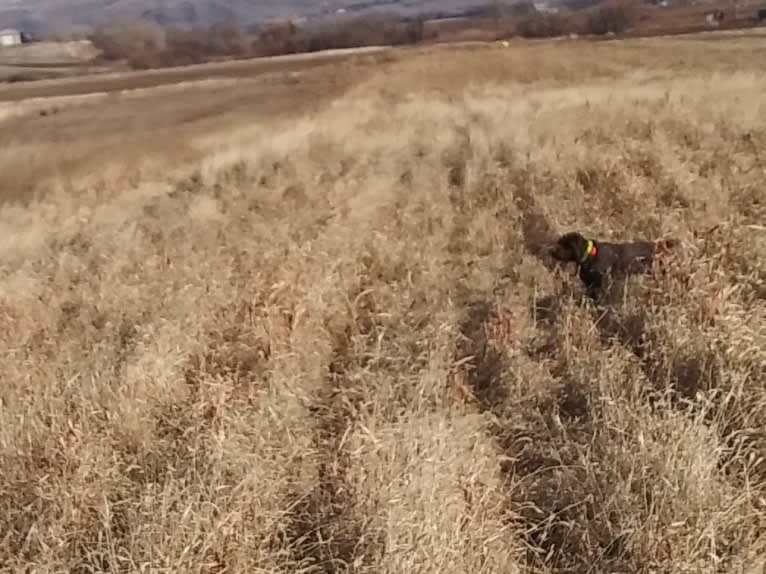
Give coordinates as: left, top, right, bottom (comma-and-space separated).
580, 240, 598, 263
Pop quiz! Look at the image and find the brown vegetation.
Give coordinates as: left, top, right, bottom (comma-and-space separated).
1, 31, 766, 573
516, 11, 570, 38
90, 15, 425, 69
514, 1, 637, 38
91, 21, 253, 69
82, 1, 766, 72
254, 14, 427, 56
584, 1, 636, 35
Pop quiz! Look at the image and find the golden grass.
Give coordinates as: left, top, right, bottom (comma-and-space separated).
1, 32, 766, 573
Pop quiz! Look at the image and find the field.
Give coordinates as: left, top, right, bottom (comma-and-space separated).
0, 40, 102, 83
1, 29, 766, 573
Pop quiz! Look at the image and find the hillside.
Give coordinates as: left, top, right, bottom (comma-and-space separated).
1, 30, 766, 572
0, 0, 498, 35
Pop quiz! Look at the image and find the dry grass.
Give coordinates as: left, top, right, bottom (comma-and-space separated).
0, 41, 97, 67
0, 47, 390, 103
1, 32, 766, 573
0, 40, 102, 83
0, 53, 387, 206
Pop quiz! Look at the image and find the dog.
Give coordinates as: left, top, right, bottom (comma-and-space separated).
550, 231, 677, 297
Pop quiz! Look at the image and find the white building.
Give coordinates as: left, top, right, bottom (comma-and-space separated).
0, 29, 22, 47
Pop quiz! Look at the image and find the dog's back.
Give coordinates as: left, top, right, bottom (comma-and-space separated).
550, 231, 678, 297
579, 241, 668, 296
612, 241, 656, 274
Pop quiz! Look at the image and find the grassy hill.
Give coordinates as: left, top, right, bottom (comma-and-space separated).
0, 30, 765, 572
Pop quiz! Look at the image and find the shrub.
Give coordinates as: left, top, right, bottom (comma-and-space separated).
304, 14, 426, 53
91, 21, 168, 65
253, 21, 304, 56
584, 2, 635, 35
91, 21, 256, 69
516, 11, 569, 38
253, 14, 426, 58
91, 13, 427, 70
162, 25, 252, 66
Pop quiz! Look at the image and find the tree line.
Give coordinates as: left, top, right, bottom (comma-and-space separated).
89, 3, 636, 70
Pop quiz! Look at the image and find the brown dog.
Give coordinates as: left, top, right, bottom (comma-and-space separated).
551, 231, 676, 296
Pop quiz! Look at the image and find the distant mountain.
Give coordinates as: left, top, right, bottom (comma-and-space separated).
0, 0, 506, 36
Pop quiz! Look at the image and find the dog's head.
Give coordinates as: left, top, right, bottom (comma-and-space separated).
550, 232, 591, 263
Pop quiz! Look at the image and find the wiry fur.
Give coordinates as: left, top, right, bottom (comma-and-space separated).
551, 231, 677, 297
